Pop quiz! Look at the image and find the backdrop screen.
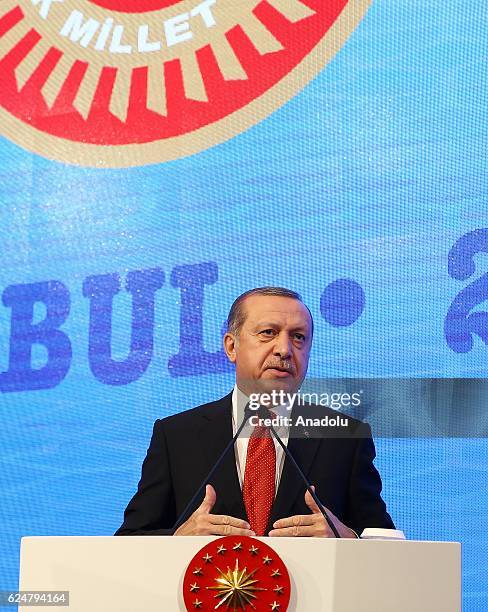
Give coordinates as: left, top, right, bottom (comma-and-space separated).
0, 0, 487, 609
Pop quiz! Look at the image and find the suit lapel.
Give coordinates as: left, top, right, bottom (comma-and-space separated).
267, 419, 322, 533
198, 394, 247, 522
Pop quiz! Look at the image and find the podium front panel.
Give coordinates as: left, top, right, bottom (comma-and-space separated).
19, 536, 460, 611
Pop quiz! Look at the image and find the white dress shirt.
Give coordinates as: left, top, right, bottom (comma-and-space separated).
231, 385, 291, 495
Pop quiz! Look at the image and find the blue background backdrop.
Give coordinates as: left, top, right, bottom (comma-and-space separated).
0, 0, 487, 609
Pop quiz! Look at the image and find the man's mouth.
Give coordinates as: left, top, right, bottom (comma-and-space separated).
265, 366, 293, 377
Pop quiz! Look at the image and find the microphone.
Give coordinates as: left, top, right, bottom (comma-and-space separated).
256, 405, 341, 538
171, 403, 254, 534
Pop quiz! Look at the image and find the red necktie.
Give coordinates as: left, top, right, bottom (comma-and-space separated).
242, 425, 276, 536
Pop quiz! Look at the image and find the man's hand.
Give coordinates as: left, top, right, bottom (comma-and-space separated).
269, 486, 357, 538
174, 484, 256, 536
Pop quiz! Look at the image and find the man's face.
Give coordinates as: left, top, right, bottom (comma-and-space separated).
223, 295, 313, 397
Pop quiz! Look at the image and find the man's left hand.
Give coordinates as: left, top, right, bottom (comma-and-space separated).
268, 487, 357, 538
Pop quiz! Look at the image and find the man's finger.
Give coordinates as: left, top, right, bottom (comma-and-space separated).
304, 486, 322, 514
272, 515, 315, 530
196, 484, 217, 514
269, 525, 317, 537
209, 514, 251, 530
304, 489, 339, 526
211, 525, 255, 537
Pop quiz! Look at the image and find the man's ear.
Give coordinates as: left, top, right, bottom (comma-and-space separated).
223, 332, 237, 363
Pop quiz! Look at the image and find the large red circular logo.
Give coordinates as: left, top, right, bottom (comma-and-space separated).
182, 536, 291, 611
0, 0, 371, 167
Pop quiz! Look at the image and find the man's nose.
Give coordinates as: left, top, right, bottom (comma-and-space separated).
273, 333, 292, 358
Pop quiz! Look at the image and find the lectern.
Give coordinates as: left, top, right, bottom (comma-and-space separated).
19, 536, 460, 611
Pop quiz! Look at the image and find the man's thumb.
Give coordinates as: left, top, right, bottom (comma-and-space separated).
198, 484, 216, 513
305, 485, 321, 514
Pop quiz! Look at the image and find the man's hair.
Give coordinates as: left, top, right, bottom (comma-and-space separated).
226, 286, 313, 336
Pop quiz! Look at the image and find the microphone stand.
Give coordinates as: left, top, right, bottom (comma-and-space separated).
257, 406, 341, 538
171, 404, 254, 534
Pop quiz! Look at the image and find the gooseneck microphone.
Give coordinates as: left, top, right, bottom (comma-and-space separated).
171, 403, 254, 534
255, 405, 341, 538
171, 402, 341, 538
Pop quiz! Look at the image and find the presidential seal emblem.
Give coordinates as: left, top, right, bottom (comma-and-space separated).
0, 0, 371, 167
182, 535, 291, 610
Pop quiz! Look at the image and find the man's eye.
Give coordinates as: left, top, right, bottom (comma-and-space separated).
260, 329, 275, 336
294, 333, 306, 341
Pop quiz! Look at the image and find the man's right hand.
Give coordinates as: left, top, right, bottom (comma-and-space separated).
174, 484, 255, 536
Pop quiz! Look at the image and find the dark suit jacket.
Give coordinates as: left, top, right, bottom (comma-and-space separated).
115, 393, 394, 536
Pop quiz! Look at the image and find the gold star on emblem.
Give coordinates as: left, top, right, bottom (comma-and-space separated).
217, 544, 227, 555
273, 585, 284, 595
263, 555, 272, 565
190, 583, 200, 592
193, 567, 203, 576
270, 601, 280, 610
193, 598, 203, 609
232, 542, 243, 551
249, 545, 259, 556
207, 558, 266, 608
271, 569, 281, 578
203, 552, 213, 563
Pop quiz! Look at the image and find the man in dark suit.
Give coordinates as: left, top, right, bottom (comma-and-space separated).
116, 287, 394, 538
